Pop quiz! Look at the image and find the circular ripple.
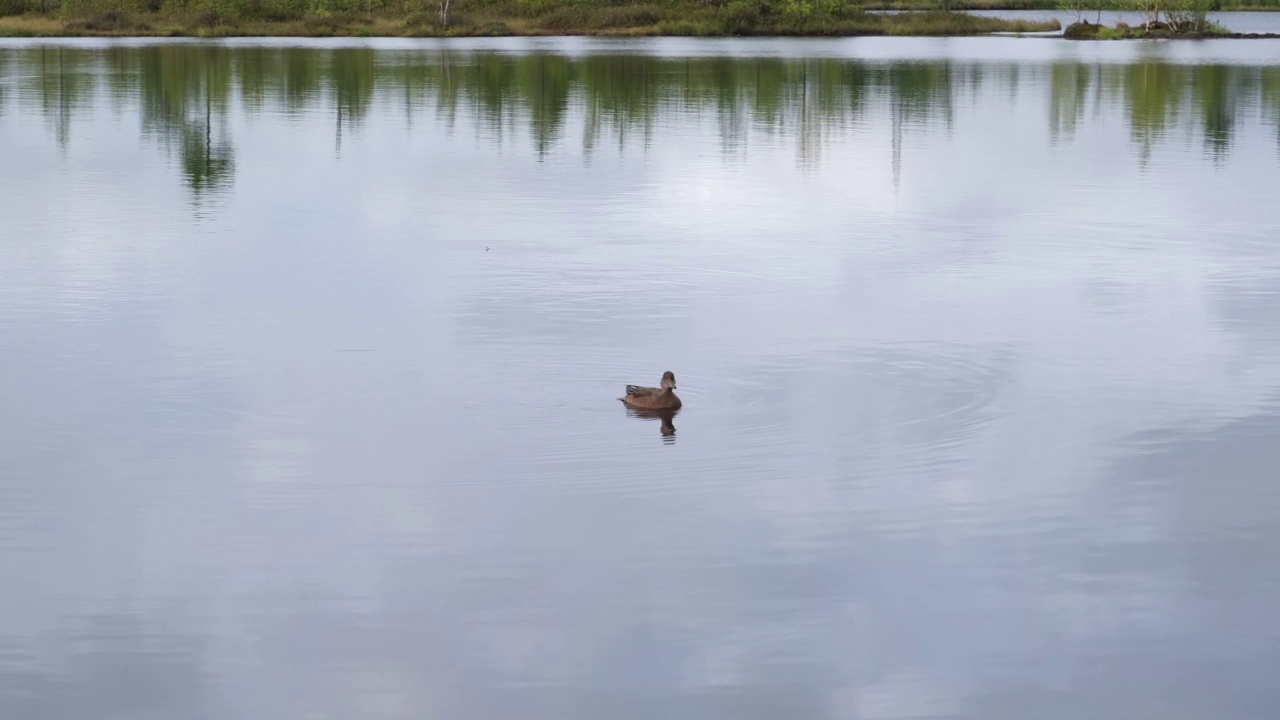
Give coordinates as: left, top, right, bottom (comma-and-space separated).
674, 342, 1010, 468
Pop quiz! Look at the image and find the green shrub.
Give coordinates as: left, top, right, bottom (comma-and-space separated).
722, 0, 762, 30
515, 0, 559, 13
595, 3, 661, 25
404, 7, 431, 23
535, 4, 586, 28
0, 0, 31, 16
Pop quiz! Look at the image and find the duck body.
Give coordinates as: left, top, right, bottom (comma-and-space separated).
620, 371, 682, 411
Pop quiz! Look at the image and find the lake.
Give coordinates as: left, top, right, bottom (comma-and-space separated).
3, 36, 1280, 719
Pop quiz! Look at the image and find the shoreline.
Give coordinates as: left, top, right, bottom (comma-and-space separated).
0, 10, 1061, 38
5, 7, 1280, 39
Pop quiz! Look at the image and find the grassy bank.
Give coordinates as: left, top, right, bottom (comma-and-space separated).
0, 2, 1061, 37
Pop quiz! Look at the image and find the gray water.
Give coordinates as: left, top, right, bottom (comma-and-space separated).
3, 37, 1280, 720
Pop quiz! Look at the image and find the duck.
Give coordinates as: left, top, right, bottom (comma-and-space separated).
620, 371, 682, 411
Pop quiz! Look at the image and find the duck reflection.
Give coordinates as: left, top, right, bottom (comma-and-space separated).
625, 407, 678, 444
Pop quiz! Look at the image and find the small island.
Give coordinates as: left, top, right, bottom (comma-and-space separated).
1064, 18, 1280, 38
1060, 0, 1280, 39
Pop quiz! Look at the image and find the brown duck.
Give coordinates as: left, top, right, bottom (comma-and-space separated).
620, 371, 682, 411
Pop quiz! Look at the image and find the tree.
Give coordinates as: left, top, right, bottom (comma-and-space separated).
1058, 0, 1086, 25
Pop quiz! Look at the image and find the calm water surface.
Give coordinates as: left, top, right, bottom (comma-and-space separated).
3, 37, 1280, 719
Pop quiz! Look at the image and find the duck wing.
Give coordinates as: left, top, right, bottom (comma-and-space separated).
625, 384, 659, 397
